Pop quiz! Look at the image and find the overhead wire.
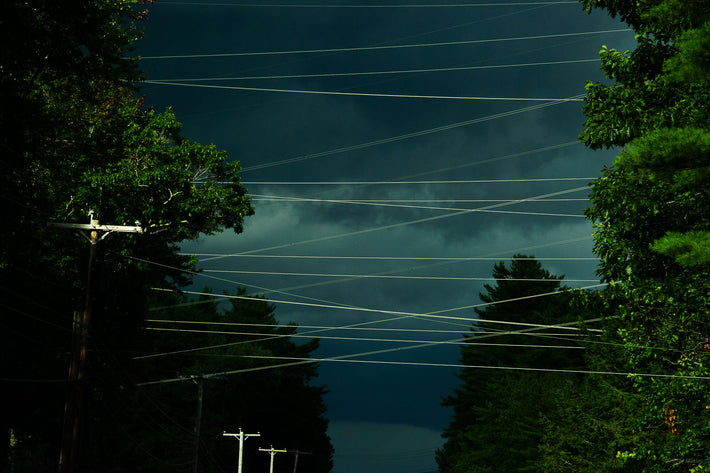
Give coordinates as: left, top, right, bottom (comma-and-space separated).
198, 185, 591, 262
131, 251, 601, 363
142, 320, 634, 351
149, 285, 606, 330
250, 197, 588, 217
143, 80, 584, 102
143, 315, 659, 356
148, 58, 599, 82
136, 312, 603, 384
139, 28, 629, 59
179, 254, 598, 261
143, 326, 586, 350
238, 354, 710, 381
251, 195, 590, 203
136, 314, 613, 386
144, 318, 592, 336
158, 2, 582, 7
239, 177, 595, 185
237, 112, 583, 172
128, 239, 608, 368
145, 320, 648, 355
198, 269, 599, 282
177, 235, 596, 300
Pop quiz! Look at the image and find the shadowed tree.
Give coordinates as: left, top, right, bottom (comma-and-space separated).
1, 1, 254, 471
437, 255, 581, 473
572, 0, 710, 468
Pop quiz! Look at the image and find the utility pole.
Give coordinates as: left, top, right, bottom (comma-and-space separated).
51, 212, 143, 473
192, 376, 204, 473
288, 450, 311, 473
259, 446, 287, 473
223, 428, 260, 473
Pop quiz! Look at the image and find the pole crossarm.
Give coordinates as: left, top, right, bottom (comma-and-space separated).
259, 446, 288, 454
260, 446, 288, 473
224, 429, 260, 473
55, 213, 143, 473
48, 222, 144, 233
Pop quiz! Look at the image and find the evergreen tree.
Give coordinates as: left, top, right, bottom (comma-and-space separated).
437, 255, 581, 473
123, 289, 334, 473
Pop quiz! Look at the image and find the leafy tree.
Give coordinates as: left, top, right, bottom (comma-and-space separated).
576, 0, 710, 469
437, 255, 581, 473
580, 0, 710, 267
0, 1, 255, 471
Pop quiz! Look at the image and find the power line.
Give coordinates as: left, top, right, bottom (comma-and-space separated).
238, 354, 710, 381
198, 185, 591, 262
143, 80, 584, 102
199, 269, 599, 282
142, 320, 631, 353
192, 236, 596, 307
117, 252, 370, 318
179, 254, 598, 261
136, 280, 602, 364
127, 235, 599, 340
144, 318, 590, 337
246, 194, 588, 218
148, 58, 599, 82
150, 285, 605, 330
126, 236, 595, 320
136, 314, 604, 384
238, 109, 581, 172
139, 28, 629, 59
239, 177, 595, 185
251, 195, 590, 203
143, 326, 585, 350
158, 2, 581, 8
249, 197, 587, 217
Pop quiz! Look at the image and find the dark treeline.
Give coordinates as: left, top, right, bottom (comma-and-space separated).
0, 2, 332, 472
438, 0, 710, 471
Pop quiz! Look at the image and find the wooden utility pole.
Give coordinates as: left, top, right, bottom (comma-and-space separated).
259, 446, 287, 473
223, 429, 260, 473
192, 376, 204, 473
51, 212, 143, 473
288, 450, 311, 473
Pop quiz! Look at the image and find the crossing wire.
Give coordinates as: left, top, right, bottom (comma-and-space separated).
140, 28, 629, 59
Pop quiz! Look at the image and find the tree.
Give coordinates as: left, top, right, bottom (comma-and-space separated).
577, 0, 710, 468
437, 255, 580, 473
1, 1, 254, 471
116, 289, 334, 473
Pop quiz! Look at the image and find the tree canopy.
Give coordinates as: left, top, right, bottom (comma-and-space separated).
552, 0, 710, 469
0, 2, 333, 472
437, 255, 580, 473
438, 0, 710, 469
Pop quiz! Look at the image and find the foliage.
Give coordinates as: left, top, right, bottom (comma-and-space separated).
571, 0, 710, 469
578, 0, 710, 150
120, 289, 334, 473
0, 1, 280, 472
437, 256, 581, 473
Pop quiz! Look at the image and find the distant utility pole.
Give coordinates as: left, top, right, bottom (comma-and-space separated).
192, 376, 204, 473
288, 450, 312, 473
50, 212, 143, 473
259, 446, 288, 473
223, 429, 260, 473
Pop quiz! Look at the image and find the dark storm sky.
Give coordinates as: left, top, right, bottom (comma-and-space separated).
134, 2, 635, 472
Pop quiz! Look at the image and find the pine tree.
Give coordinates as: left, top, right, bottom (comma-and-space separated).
437, 255, 580, 473
129, 289, 334, 473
